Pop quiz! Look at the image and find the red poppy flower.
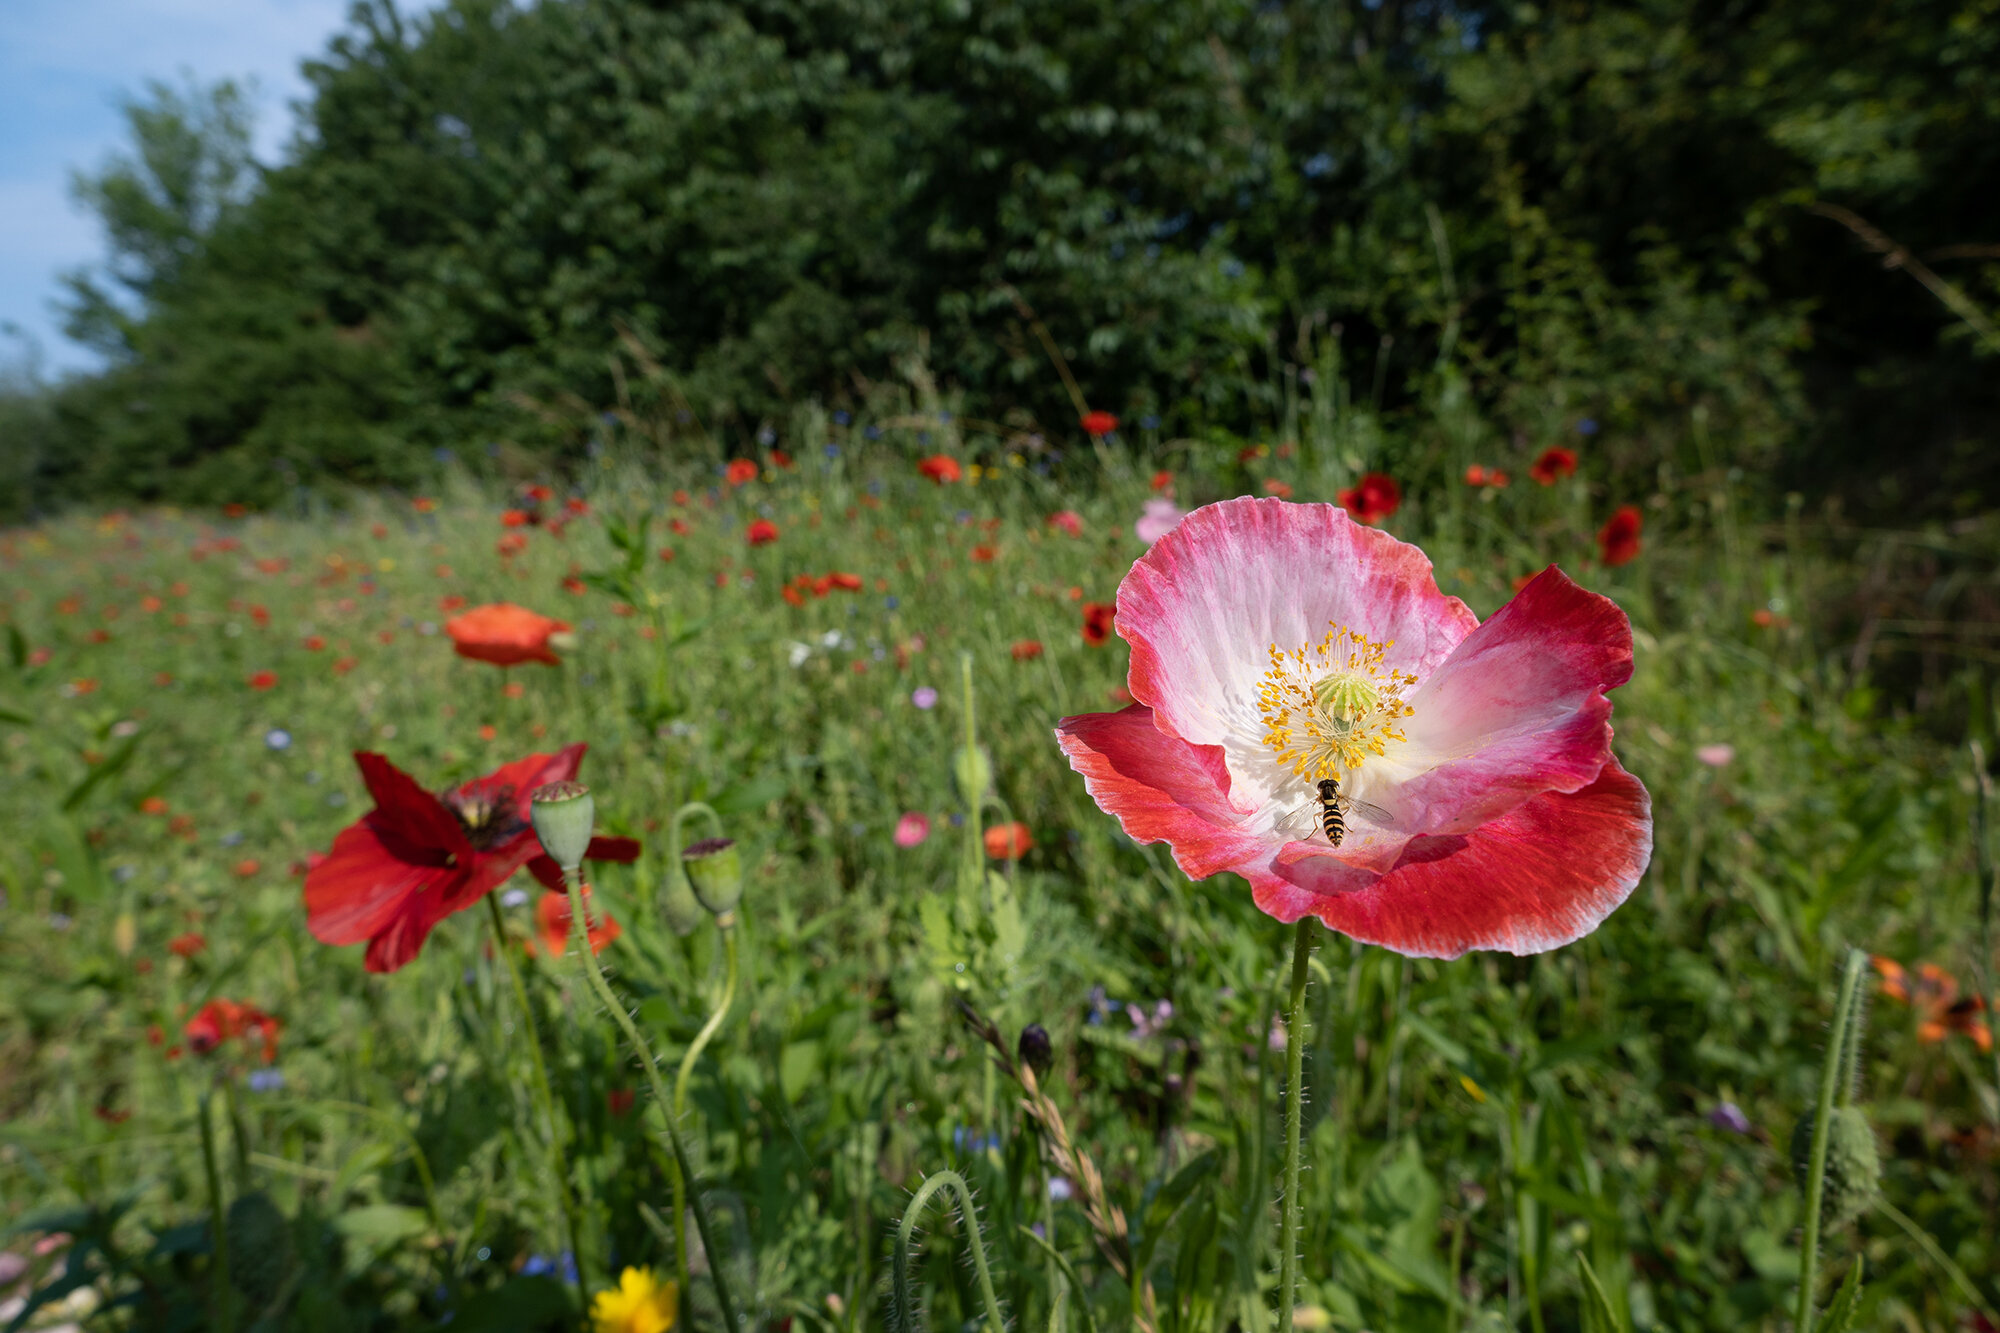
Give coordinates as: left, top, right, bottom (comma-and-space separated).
983, 822, 1034, 859
770, 449, 793, 470
658, 547, 676, 562
497, 533, 529, 559
917, 455, 962, 485
1597, 505, 1643, 567
168, 931, 206, 958
783, 585, 805, 607
1012, 639, 1045, 661
524, 484, 554, 503
726, 458, 760, 486
413, 497, 438, 513
1530, 447, 1578, 485
607, 1087, 636, 1116
141, 796, 170, 815
1054, 497, 1651, 959
1151, 471, 1175, 493
1336, 473, 1402, 525
564, 498, 588, 516
1262, 479, 1294, 499
446, 603, 572, 668
1082, 601, 1116, 646
303, 746, 641, 972
304, 635, 326, 651
747, 519, 780, 546
525, 885, 622, 960
333, 656, 357, 676
184, 999, 282, 1063
971, 544, 997, 563
1048, 510, 1083, 537
501, 509, 533, 528
247, 670, 278, 691
827, 571, 863, 591
1080, 411, 1119, 437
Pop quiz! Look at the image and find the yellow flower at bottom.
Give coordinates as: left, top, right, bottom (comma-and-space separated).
591, 1266, 678, 1333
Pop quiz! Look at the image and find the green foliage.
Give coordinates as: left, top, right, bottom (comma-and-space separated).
12, 0, 1999, 515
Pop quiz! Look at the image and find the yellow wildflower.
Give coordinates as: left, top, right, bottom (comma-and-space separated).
590, 1266, 678, 1333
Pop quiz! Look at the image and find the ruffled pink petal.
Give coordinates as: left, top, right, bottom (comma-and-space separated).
1119, 497, 1477, 749
1054, 705, 1274, 882
1257, 758, 1652, 958
1385, 567, 1635, 833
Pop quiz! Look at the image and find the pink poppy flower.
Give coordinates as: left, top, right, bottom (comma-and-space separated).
1055, 497, 1651, 958
1135, 498, 1185, 546
893, 812, 931, 847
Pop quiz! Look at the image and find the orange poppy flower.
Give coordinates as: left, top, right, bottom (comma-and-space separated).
917, 455, 962, 485
446, 603, 573, 667
983, 823, 1034, 859
247, 670, 278, 691
726, 458, 759, 486
527, 886, 622, 959
747, 519, 780, 546
168, 931, 206, 958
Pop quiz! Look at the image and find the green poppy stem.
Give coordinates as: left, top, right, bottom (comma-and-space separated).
1276, 917, 1317, 1333
669, 924, 739, 1295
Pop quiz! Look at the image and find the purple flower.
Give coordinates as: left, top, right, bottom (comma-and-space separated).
1707, 1101, 1752, 1134
911, 687, 939, 710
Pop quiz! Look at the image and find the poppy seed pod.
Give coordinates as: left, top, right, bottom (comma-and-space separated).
1017, 1023, 1053, 1076
953, 744, 993, 806
659, 867, 706, 936
1789, 1106, 1881, 1229
683, 837, 743, 921
530, 780, 596, 874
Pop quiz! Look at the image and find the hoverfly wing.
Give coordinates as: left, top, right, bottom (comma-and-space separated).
1337, 795, 1397, 828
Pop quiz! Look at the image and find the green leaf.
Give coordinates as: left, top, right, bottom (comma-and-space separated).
5, 624, 25, 670
710, 773, 786, 814
1134, 1148, 1219, 1280
331, 1204, 428, 1246
61, 732, 140, 811
440, 1275, 575, 1332
1818, 1256, 1864, 1333
1577, 1254, 1625, 1333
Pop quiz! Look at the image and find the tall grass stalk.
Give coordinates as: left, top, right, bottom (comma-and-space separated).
1796, 948, 1867, 1333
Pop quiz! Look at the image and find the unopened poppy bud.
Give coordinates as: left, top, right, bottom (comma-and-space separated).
529, 780, 595, 873
1789, 1106, 1881, 1229
683, 837, 743, 922
954, 744, 993, 805
1018, 1023, 1053, 1076
659, 868, 705, 936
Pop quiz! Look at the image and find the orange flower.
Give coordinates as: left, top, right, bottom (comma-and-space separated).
971, 544, 997, 563
234, 858, 261, 878
413, 496, 438, 513
141, 796, 170, 815
1262, 479, 1294, 499
1011, 640, 1044, 661
726, 458, 760, 486
783, 585, 805, 607
247, 670, 278, 691
527, 886, 622, 959
141, 595, 163, 613
917, 455, 962, 484
827, 571, 862, 591
1875, 955, 1992, 1053
446, 603, 572, 667
983, 822, 1034, 859
497, 533, 530, 559
168, 931, 206, 958
333, 656, 358, 676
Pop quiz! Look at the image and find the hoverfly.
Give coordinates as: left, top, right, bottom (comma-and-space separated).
1276, 777, 1392, 848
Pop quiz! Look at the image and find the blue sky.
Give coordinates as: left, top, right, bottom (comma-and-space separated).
0, 0, 428, 378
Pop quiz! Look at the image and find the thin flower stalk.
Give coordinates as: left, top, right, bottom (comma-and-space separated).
562, 868, 742, 1333
892, 1170, 1007, 1333
1797, 949, 1867, 1333
1276, 919, 1317, 1333
670, 924, 738, 1295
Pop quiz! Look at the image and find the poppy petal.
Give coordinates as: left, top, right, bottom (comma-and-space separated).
585, 835, 641, 863
305, 821, 464, 946
1054, 704, 1276, 882
1119, 497, 1477, 753
456, 743, 587, 825
1259, 758, 1653, 958
1384, 567, 1635, 833
353, 752, 470, 861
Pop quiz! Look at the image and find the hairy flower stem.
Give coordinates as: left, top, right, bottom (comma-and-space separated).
198, 1088, 236, 1333
669, 924, 739, 1296
1797, 948, 1867, 1333
483, 892, 589, 1292
562, 870, 741, 1333
1276, 917, 1317, 1333
1971, 741, 2000, 1127
893, 1169, 1006, 1333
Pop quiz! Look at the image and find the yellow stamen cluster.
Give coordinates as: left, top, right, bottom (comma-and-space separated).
1256, 623, 1418, 779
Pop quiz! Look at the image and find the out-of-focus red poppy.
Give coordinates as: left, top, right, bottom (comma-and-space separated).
303, 746, 640, 973
141, 595, 163, 613
1080, 411, 1119, 437
440, 595, 468, 614
234, 859, 261, 878
658, 547, 676, 562
564, 498, 588, 516
1011, 640, 1044, 661
670, 517, 690, 536
726, 458, 759, 486
223, 503, 248, 518
501, 509, 532, 528
1336, 473, 1402, 525
1530, 447, 1578, 485
523, 484, 554, 503
184, 999, 282, 1063
247, 670, 278, 691
1048, 510, 1083, 537
333, 656, 358, 676
971, 544, 997, 563
770, 449, 793, 470
497, 533, 529, 559
827, 571, 862, 591
983, 822, 1034, 859
141, 796, 170, 815
607, 1087, 636, 1116
747, 519, 780, 546
1464, 465, 1509, 488
1262, 479, 1294, 499
413, 497, 438, 513
1082, 602, 1116, 646
1598, 505, 1643, 567
917, 455, 962, 484
782, 585, 805, 607
1150, 471, 1174, 493
526, 885, 622, 959
304, 635, 326, 651
447, 603, 572, 667
87, 628, 112, 644
168, 932, 205, 958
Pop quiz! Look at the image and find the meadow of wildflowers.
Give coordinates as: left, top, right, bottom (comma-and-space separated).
1, 392, 1996, 1332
